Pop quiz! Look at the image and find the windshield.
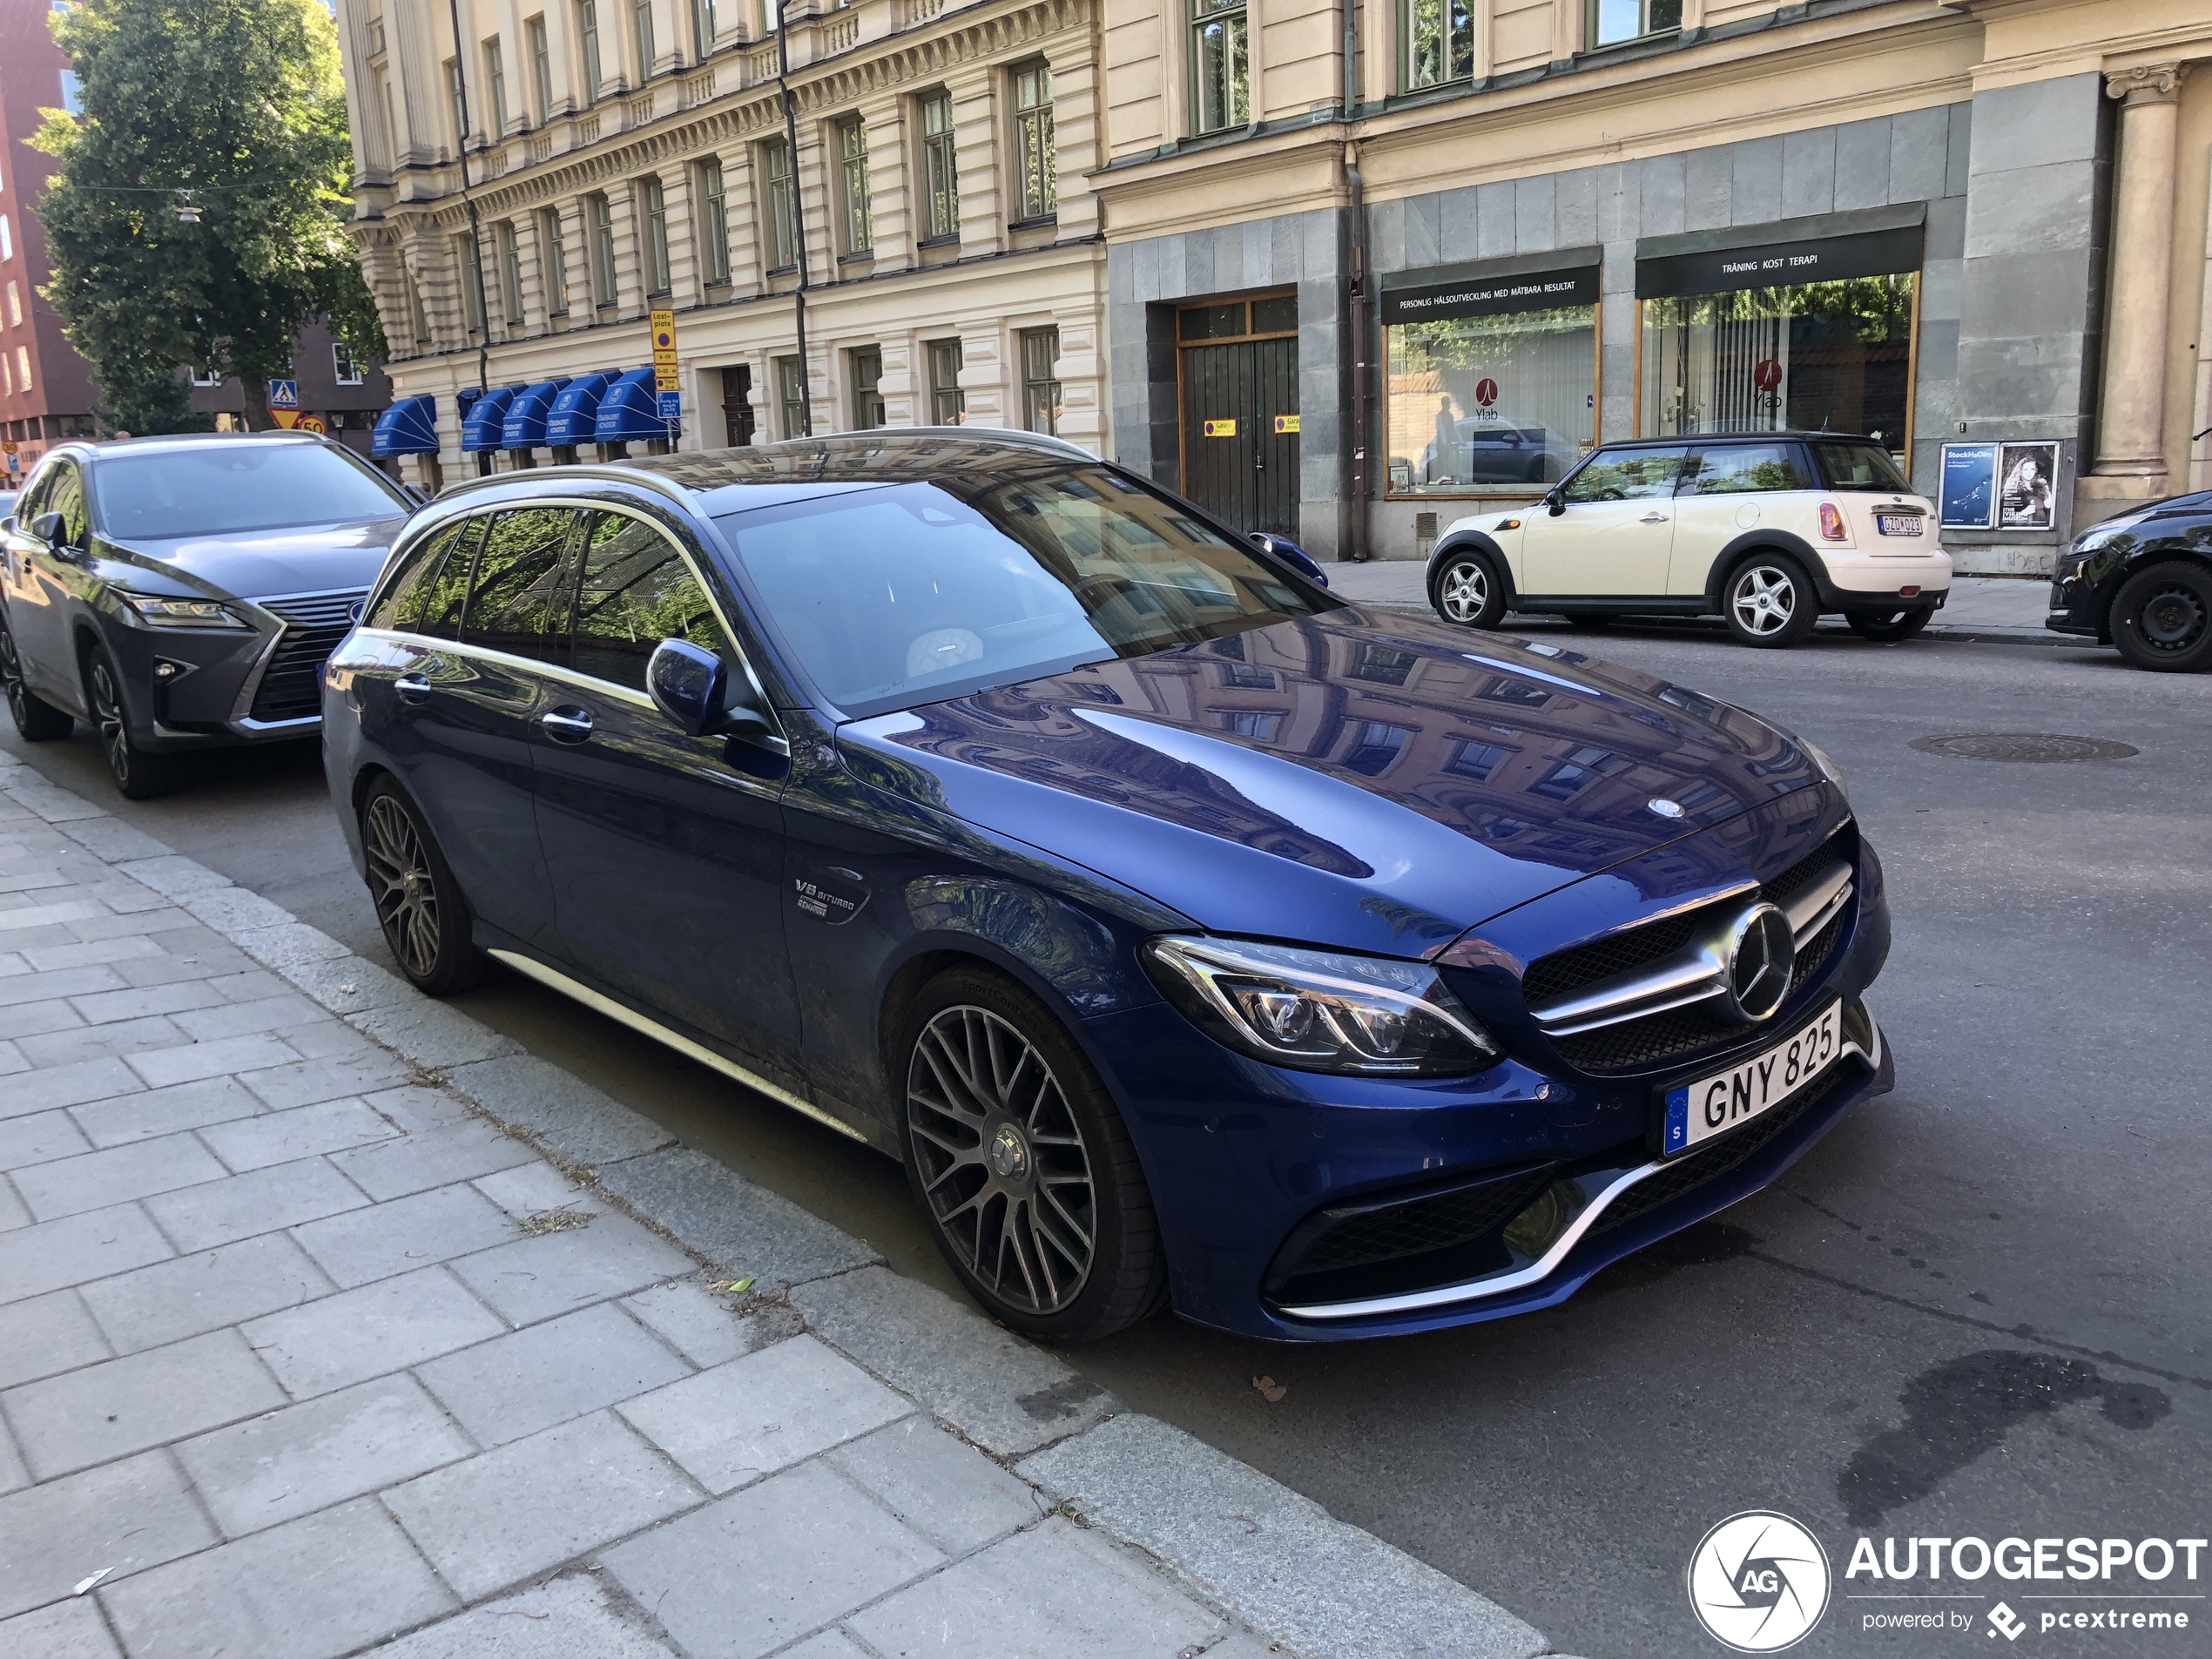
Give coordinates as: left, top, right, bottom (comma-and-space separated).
91, 444, 408, 539
715, 465, 1337, 718
1812, 442, 1912, 493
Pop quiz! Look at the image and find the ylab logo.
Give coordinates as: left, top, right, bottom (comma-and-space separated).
1689, 1511, 1832, 1652
1988, 1602, 2027, 1642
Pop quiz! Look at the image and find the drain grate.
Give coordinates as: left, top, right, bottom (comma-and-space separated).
1910, 733, 2140, 762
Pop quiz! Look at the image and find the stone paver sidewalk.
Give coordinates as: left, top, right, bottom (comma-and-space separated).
0, 770, 1274, 1658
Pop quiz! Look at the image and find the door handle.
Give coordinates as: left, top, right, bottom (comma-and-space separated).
394, 675, 431, 705
1639, 512, 1669, 524
541, 706, 594, 744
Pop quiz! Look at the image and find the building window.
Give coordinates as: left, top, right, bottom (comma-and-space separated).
1589, 0, 1681, 47
4, 281, 22, 328
1407, 0, 1474, 88
762, 138, 797, 271
1385, 271, 1597, 495
496, 220, 525, 322
691, 0, 716, 55
632, 0, 654, 78
484, 37, 509, 134
588, 192, 617, 305
640, 175, 671, 293
1640, 272, 1916, 466
58, 69, 82, 117
445, 57, 468, 150
191, 364, 224, 388
456, 234, 486, 333
14, 346, 30, 393
527, 17, 552, 119
776, 354, 806, 438
540, 208, 570, 313
697, 158, 730, 284
577, 0, 603, 101
1019, 327, 1060, 435
920, 91, 958, 241
1013, 64, 1055, 220
837, 118, 873, 255
850, 347, 884, 428
1188, 0, 1247, 135
333, 341, 363, 385
927, 338, 965, 424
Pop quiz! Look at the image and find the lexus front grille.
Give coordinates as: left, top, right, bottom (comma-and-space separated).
247, 590, 367, 724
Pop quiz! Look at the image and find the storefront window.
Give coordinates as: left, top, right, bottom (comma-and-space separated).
1639, 274, 1915, 463
1385, 286, 1597, 494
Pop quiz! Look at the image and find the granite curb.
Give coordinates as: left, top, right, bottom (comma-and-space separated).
1, 752, 1566, 1659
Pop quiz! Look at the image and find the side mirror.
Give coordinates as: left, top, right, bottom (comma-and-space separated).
1545, 491, 1566, 517
646, 637, 776, 745
30, 511, 67, 549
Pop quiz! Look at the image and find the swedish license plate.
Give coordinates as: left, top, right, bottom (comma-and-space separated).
1876, 513, 1923, 536
1661, 1001, 1842, 1157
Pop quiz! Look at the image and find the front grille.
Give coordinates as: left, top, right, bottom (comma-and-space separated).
248, 591, 366, 723
1589, 1056, 1862, 1240
1527, 824, 1856, 1076
1264, 1163, 1560, 1307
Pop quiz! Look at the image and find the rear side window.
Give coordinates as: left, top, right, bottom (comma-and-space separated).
1685, 444, 1811, 495
375, 517, 485, 638
570, 511, 728, 692
367, 521, 462, 631
459, 508, 581, 664
1812, 442, 1912, 492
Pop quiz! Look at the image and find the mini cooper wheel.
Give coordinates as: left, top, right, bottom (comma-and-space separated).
1723, 555, 1818, 648
0, 610, 72, 741
1431, 552, 1507, 630
2110, 561, 2212, 672
900, 968, 1166, 1341
360, 779, 489, 995
84, 645, 186, 799
1844, 606, 1933, 643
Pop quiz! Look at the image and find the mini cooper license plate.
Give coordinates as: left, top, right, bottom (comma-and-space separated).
1661, 1001, 1843, 1157
1876, 513, 1923, 536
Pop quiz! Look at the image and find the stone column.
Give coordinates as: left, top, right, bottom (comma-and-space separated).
2094, 63, 2187, 478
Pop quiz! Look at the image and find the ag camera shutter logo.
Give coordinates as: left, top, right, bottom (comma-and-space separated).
1688, 1511, 1831, 1651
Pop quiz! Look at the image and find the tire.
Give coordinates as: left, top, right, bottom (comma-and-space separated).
1722, 554, 1819, 648
1431, 550, 1508, 630
359, 777, 489, 995
2110, 561, 2212, 672
1844, 606, 1933, 643
0, 610, 72, 741
900, 965, 1167, 1342
84, 644, 187, 799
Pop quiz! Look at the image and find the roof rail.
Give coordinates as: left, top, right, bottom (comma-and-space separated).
433, 462, 696, 511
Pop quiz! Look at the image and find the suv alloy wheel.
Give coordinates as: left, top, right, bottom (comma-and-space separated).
1723, 555, 1818, 648
360, 779, 490, 995
1432, 552, 1507, 629
84, 644, 187, 799
0, 610, 72, 740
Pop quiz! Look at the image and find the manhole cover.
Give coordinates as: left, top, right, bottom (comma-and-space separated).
1910, 733, 2139, 762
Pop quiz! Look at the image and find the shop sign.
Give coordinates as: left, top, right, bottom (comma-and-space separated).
1273, 415, 1299, 434
1380, 263, 1600, 326
1204, 419, 1237, 438
1636, 224, 1923, 299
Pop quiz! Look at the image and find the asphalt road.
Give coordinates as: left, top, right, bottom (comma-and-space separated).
9, 617, 2209, 1659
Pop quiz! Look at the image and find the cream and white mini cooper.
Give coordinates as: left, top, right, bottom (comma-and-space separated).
1425, 434, 1953, 647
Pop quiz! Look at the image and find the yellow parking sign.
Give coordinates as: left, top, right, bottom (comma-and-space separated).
651, 307, 678, 392
1204, 418, 1236, 438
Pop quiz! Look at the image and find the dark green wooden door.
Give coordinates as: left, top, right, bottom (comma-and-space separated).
1180, 336, 1299, 537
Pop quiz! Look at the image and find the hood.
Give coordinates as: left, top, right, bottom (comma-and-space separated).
109, 515, 406, 601
837, 605, 1831, 958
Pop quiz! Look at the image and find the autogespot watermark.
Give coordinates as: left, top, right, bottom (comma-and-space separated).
1688, 1518, 2208, 1649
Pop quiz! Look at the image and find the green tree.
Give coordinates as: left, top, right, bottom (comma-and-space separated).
30, 0, 387, 432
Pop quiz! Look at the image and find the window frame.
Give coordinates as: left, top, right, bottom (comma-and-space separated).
444, 57, 469, 152
495, 220, 525, 324
762, 138, 798, 273
455, 233, 487, 334
927, 337, 966, 424
332, 341, 363, 386
1011, 63, 1056, 222
527, 16, 553, 120
697, 158, 731, 286
836, 117, 873, 257
849, 347, 885, 429
640, 174, 672, 295
540, 208, 570, 314
1404, 0, 1474, 91
1587, 0, 1682, 50
484, 37, 509, 135
919, 90, 959, 243
1185, 0, 1248, 137
587, 192, 618, 307
775, 354, 806, 438
577, 0, 604, 103
631, 0, 655, 81
691, 0, 716, 57
1018, 326, 1061, 435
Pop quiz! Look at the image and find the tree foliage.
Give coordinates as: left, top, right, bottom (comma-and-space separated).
30, 0, 386, 428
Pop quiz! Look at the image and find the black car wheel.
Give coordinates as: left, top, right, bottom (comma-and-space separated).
1432, 552, 1507, 630
1723, 555, 1818, 648
900, 966, 1166, 1342
2111, 561, 2212, 673
361, 779, 489, 995
1, 610, 72, 741
1844, 606, 1933, 643
84, 646, 186, 799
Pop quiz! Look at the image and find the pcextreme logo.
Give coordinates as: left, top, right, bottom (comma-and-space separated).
1688, 1511, 1833, 1652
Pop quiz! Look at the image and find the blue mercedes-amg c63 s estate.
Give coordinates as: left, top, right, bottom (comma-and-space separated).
320, 429, 1892, 1343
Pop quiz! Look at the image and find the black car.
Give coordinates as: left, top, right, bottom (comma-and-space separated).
0, 434, 413, 796
2047, 489, 2212, 671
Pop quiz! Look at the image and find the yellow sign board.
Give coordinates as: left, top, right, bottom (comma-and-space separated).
268, 409, 300, 429
651, 307, 679, 392
1203, 418, 1236, 438
296, 415, 328, 435
0, 440, 17, 455
1274, 415, 1300, 435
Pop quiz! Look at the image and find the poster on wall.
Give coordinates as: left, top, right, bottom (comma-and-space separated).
1939, 442, 1998, 529
1997, 442, 2059, 530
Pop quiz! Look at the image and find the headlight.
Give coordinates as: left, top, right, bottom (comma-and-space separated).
1801, 739, 1846, 793
2073, 518, 2141, 555
1141, 935, 1500, 1076
117, 591, 251, 630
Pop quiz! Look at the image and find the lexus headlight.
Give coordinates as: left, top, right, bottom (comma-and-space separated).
1801, 739, 1845, 793
1142, 935, 1500, 1076
117, 591, 251, 630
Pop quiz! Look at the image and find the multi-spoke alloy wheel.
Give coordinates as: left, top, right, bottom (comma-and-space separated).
84, 647, 184, 797
1725, 557, 1816, 648
358, 781, 487, 995
0, 613, 72, 740
907, 1005, 1096, 1316
1432, 553, 1506, 629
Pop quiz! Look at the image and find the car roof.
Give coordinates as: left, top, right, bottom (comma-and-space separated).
39, 432, 345, 465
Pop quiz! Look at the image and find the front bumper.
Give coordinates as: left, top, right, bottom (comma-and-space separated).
108, 590, 364, 751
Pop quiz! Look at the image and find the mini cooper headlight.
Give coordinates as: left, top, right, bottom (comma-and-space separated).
1142, 935, 1500, 1076
117, 591, 251, 630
